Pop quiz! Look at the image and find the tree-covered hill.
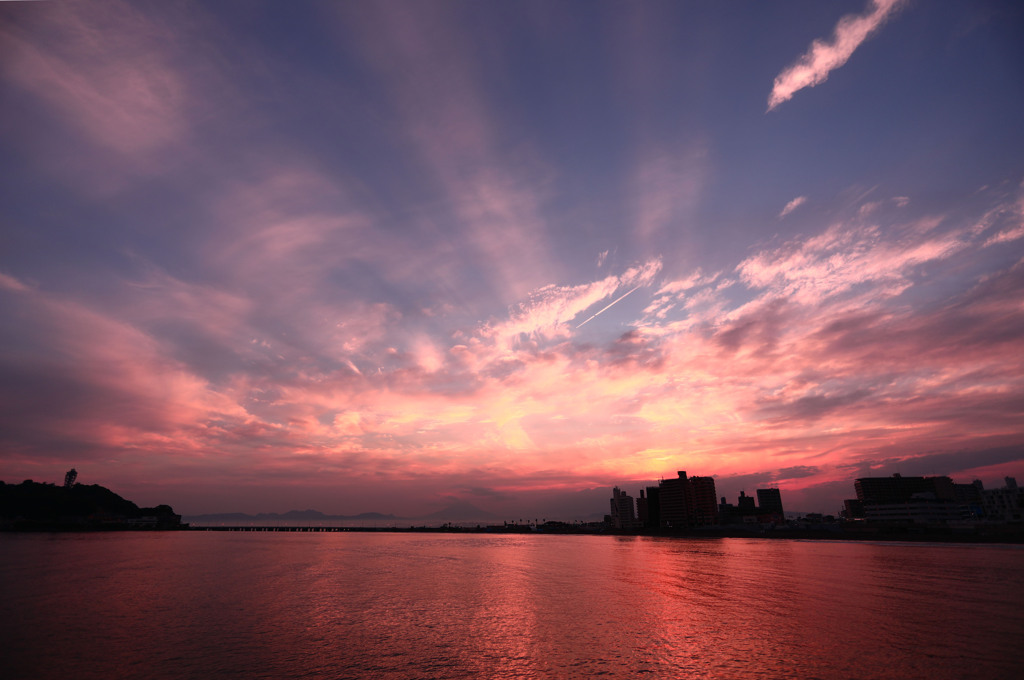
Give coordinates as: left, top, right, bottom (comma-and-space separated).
0, 479, 182, 530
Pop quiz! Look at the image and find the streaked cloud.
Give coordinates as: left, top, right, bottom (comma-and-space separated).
483, 258, 662, 351
7, 188, 1021, 512
779, 196, 808, 219
984, 225, 1024, 247
736, 217, 967, 306
630, 143, 707, 249
334, 1, 557, 303
0, 272, 32, 293
0, 0, 188, 156
768, 0, 905, 111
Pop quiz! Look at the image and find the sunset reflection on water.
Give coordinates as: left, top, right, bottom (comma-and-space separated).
2, 533, 1022, 679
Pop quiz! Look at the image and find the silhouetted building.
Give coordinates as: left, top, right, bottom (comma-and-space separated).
690, 476, 718, 525
64, 469, 77, 489
610, 487, 637, 529
843, 498, 865, 519
640, 486, 661, 528
656, 471, 717, 528
855, 474, 962, 524
659, 472, 694, 528
855, 474, 955, 504
737, 490, 756, 515
863, 495, 962, 524
953, 481, 983, 504
757, 488, 784, 518
981, 477, 1024, 523
720, 489, 781, 525
953, 481, 984, 519
850, 475, 1023, 525
718, 496, 736, 524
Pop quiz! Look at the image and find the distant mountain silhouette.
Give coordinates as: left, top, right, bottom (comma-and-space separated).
186, 503, 498, 523
348, 512, 395, 520
419, 500, 499, 521
0, 479, 182, 530
184, 509, 398, 522
278, 509, 329, 520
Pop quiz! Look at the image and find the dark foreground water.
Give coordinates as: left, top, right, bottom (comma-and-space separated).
1, 533, 1022, 679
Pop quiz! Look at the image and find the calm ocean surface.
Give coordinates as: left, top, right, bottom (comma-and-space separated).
1, 533, 1022, 679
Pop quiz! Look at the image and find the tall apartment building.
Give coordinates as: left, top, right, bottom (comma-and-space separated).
690, 475, 719, 526
658, 472, 694, 528
757, 488, 784, 517
656, 471, 717, 528
609, 487, 637, 529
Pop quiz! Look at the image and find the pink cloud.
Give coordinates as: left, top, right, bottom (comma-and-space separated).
984, 226, 1024, 247
0, 283, 250, 465
1, 1, 188, 156
779, 196, 808, 218
483, 259, 662, 350
768, 0, 905, 111
3, 185, 1022, 515
736, 217, 967, 306
0, 272, 32, 293
645, 269, 720, 318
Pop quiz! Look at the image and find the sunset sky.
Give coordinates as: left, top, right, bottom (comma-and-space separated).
1, 0, 1022, 517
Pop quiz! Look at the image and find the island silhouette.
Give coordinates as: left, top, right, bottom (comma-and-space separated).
0, 470, 182, 531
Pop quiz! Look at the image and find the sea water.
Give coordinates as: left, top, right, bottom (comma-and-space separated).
1, 532, 1021, 679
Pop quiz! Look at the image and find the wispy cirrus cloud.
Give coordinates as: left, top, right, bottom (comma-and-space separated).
334, 2, 557, 304
736, 217, 966, 306
0, 0, 188, 156
629, 143, 708, 250
484, 259, 662, 351
779, 196, 808, 219
643, 269, 721, 320
768, 0, 905, 111
985, 225, 1024, 248
0, 272, 32, 293
980, 186, 1024, 247
2, 187, 1022, 513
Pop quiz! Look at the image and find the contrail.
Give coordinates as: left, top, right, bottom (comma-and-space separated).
576, 285, 641, 329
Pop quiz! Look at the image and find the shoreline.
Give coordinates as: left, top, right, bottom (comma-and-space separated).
7, 522, 1022, 544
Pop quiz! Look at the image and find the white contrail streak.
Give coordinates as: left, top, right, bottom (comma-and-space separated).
575, 285, 641, 329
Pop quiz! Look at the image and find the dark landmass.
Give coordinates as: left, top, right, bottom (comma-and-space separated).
7, 479, 1019, 544
0, 479, 184, 531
